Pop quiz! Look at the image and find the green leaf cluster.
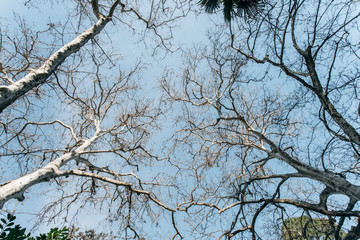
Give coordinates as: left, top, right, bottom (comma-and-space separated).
281, 216, 346, 240
0, 214, 68, 240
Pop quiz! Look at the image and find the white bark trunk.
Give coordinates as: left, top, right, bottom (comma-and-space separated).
0, 153, 72, 208
0, 128, 100, 208
0, 16, 111, 112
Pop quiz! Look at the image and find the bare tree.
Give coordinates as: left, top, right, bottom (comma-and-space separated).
0, 0, 188, 238
1, 51, 171, 237
0, 0, 117, 112
0, 0, 188, 113
4, 0, 360, 238
162, 0, 360, 239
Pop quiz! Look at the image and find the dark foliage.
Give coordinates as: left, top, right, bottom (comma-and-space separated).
0, 214, 68, 240
199, 0, 265, 21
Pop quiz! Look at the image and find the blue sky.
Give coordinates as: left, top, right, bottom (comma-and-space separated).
1, 1, 360, 239
0, 0, 214, 236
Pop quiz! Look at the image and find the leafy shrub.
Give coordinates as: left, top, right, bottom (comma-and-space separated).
0, 213, 68, 240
